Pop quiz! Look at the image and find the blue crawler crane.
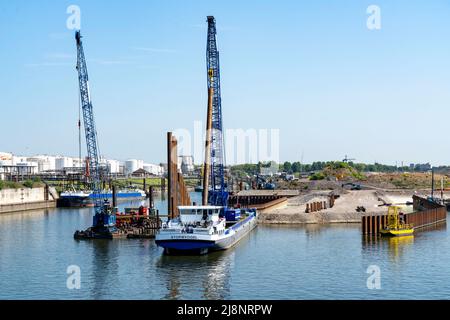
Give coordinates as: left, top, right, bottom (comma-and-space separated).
206, 16, 228, 207
74, 31, 116, 239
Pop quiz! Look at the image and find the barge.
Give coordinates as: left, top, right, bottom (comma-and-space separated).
155, 206, 257, 255
58, 189, 146, 208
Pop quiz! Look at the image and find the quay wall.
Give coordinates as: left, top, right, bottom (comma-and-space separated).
362, 196, 447, 235
0, 187, 57, 214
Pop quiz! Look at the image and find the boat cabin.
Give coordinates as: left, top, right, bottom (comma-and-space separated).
178, 206, 222, 225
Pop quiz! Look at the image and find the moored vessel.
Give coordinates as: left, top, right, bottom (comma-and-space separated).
58, 188, 146, 208
380, 206, 414, 237
156, 206, 257, 255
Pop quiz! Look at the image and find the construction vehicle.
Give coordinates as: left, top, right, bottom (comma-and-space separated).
341, 182, 362, 190
73, 31, 117, 239
380, 206, 414, 237
342, 155, 356, 163
255, 175, 276, 190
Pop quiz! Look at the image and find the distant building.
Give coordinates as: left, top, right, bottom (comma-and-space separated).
125, 159, 144, 175
131, 168, 152, 178
0, 152, 13, 173
179, 156, 195, 175
0, 152, 13, 161
409, 163, 432, 172
1, 159, 38, 178
105, 159, 121, 174
56, 157, 74, 171
143, 163, 164, 176
0, 151, 163, 180
160, 163, 168, 175
27, 155, 57, 172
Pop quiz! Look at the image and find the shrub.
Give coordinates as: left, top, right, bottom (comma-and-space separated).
32, 177, 41, 183
1, 181, 21, 189
23, 180, 34, 188
310, 172, 325, 181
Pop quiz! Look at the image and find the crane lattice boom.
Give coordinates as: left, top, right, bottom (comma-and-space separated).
206, 16, 228, 206
75, 31, 115, 228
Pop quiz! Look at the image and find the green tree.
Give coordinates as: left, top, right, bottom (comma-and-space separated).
292, 162, 301, 173
283, 162, 292, 173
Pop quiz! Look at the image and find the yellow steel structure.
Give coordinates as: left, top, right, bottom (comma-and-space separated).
380, 206, 414, 237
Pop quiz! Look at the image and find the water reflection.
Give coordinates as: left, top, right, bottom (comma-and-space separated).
155, 250, 234, 300
90, 240, 120, 300
385, 236, 414, 262
362, 222, 448, 261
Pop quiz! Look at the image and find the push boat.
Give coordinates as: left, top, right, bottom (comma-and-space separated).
155, 206, 257, 255
380, 206, 414, 237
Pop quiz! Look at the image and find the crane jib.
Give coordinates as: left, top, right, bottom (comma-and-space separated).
75, 31, 115, 228
206, 16, 228, 207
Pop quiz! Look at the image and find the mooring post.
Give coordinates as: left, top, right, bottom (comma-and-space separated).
149, 186, 154, 209
112, 185, 117, 208
156, 209, 160, 228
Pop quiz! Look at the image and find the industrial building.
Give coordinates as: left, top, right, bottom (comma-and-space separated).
124, 159, 164, 176
178, 156, 195, 175
0, 152, 165, 180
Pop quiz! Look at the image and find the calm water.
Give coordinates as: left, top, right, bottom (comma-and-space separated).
1, 193, 450, 300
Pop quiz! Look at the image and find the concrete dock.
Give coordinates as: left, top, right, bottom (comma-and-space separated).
0, 186, 57, 214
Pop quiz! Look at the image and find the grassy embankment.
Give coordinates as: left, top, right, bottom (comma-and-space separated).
307, 162, 450, 189
0, 178, 45, 191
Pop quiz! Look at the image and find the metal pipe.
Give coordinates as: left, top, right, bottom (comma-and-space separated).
167, 132, 173, 218
431, 168, 435, 199
112, 185, 117, 208
149, 186, 154, 209
202, 86, 214, 206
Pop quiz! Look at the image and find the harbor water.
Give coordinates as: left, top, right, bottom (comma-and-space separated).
1, 193, 450, 300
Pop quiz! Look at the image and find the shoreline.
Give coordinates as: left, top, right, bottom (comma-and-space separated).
257, 189, 441, 225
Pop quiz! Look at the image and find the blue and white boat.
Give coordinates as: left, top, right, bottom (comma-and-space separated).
58, 189, 146, 208
155, 206, 257, 255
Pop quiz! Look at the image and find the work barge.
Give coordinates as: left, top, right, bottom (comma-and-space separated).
362, 195, 447, 236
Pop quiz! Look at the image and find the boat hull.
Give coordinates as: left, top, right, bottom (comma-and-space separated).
156, 214, 257, 255
380, 229, 414, 237
58, 191, 146, 208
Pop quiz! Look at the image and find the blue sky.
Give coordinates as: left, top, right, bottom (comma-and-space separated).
1, 0, 450, 165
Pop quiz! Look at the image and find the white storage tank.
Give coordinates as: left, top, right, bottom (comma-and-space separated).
143, 163, 164, 176
27, 155, 57, 172
56, 157, 74, 170
107, 160, 121, 174
125, 159, 139, 175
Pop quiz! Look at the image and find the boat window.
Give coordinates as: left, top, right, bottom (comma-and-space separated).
208, 209, 213, 215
